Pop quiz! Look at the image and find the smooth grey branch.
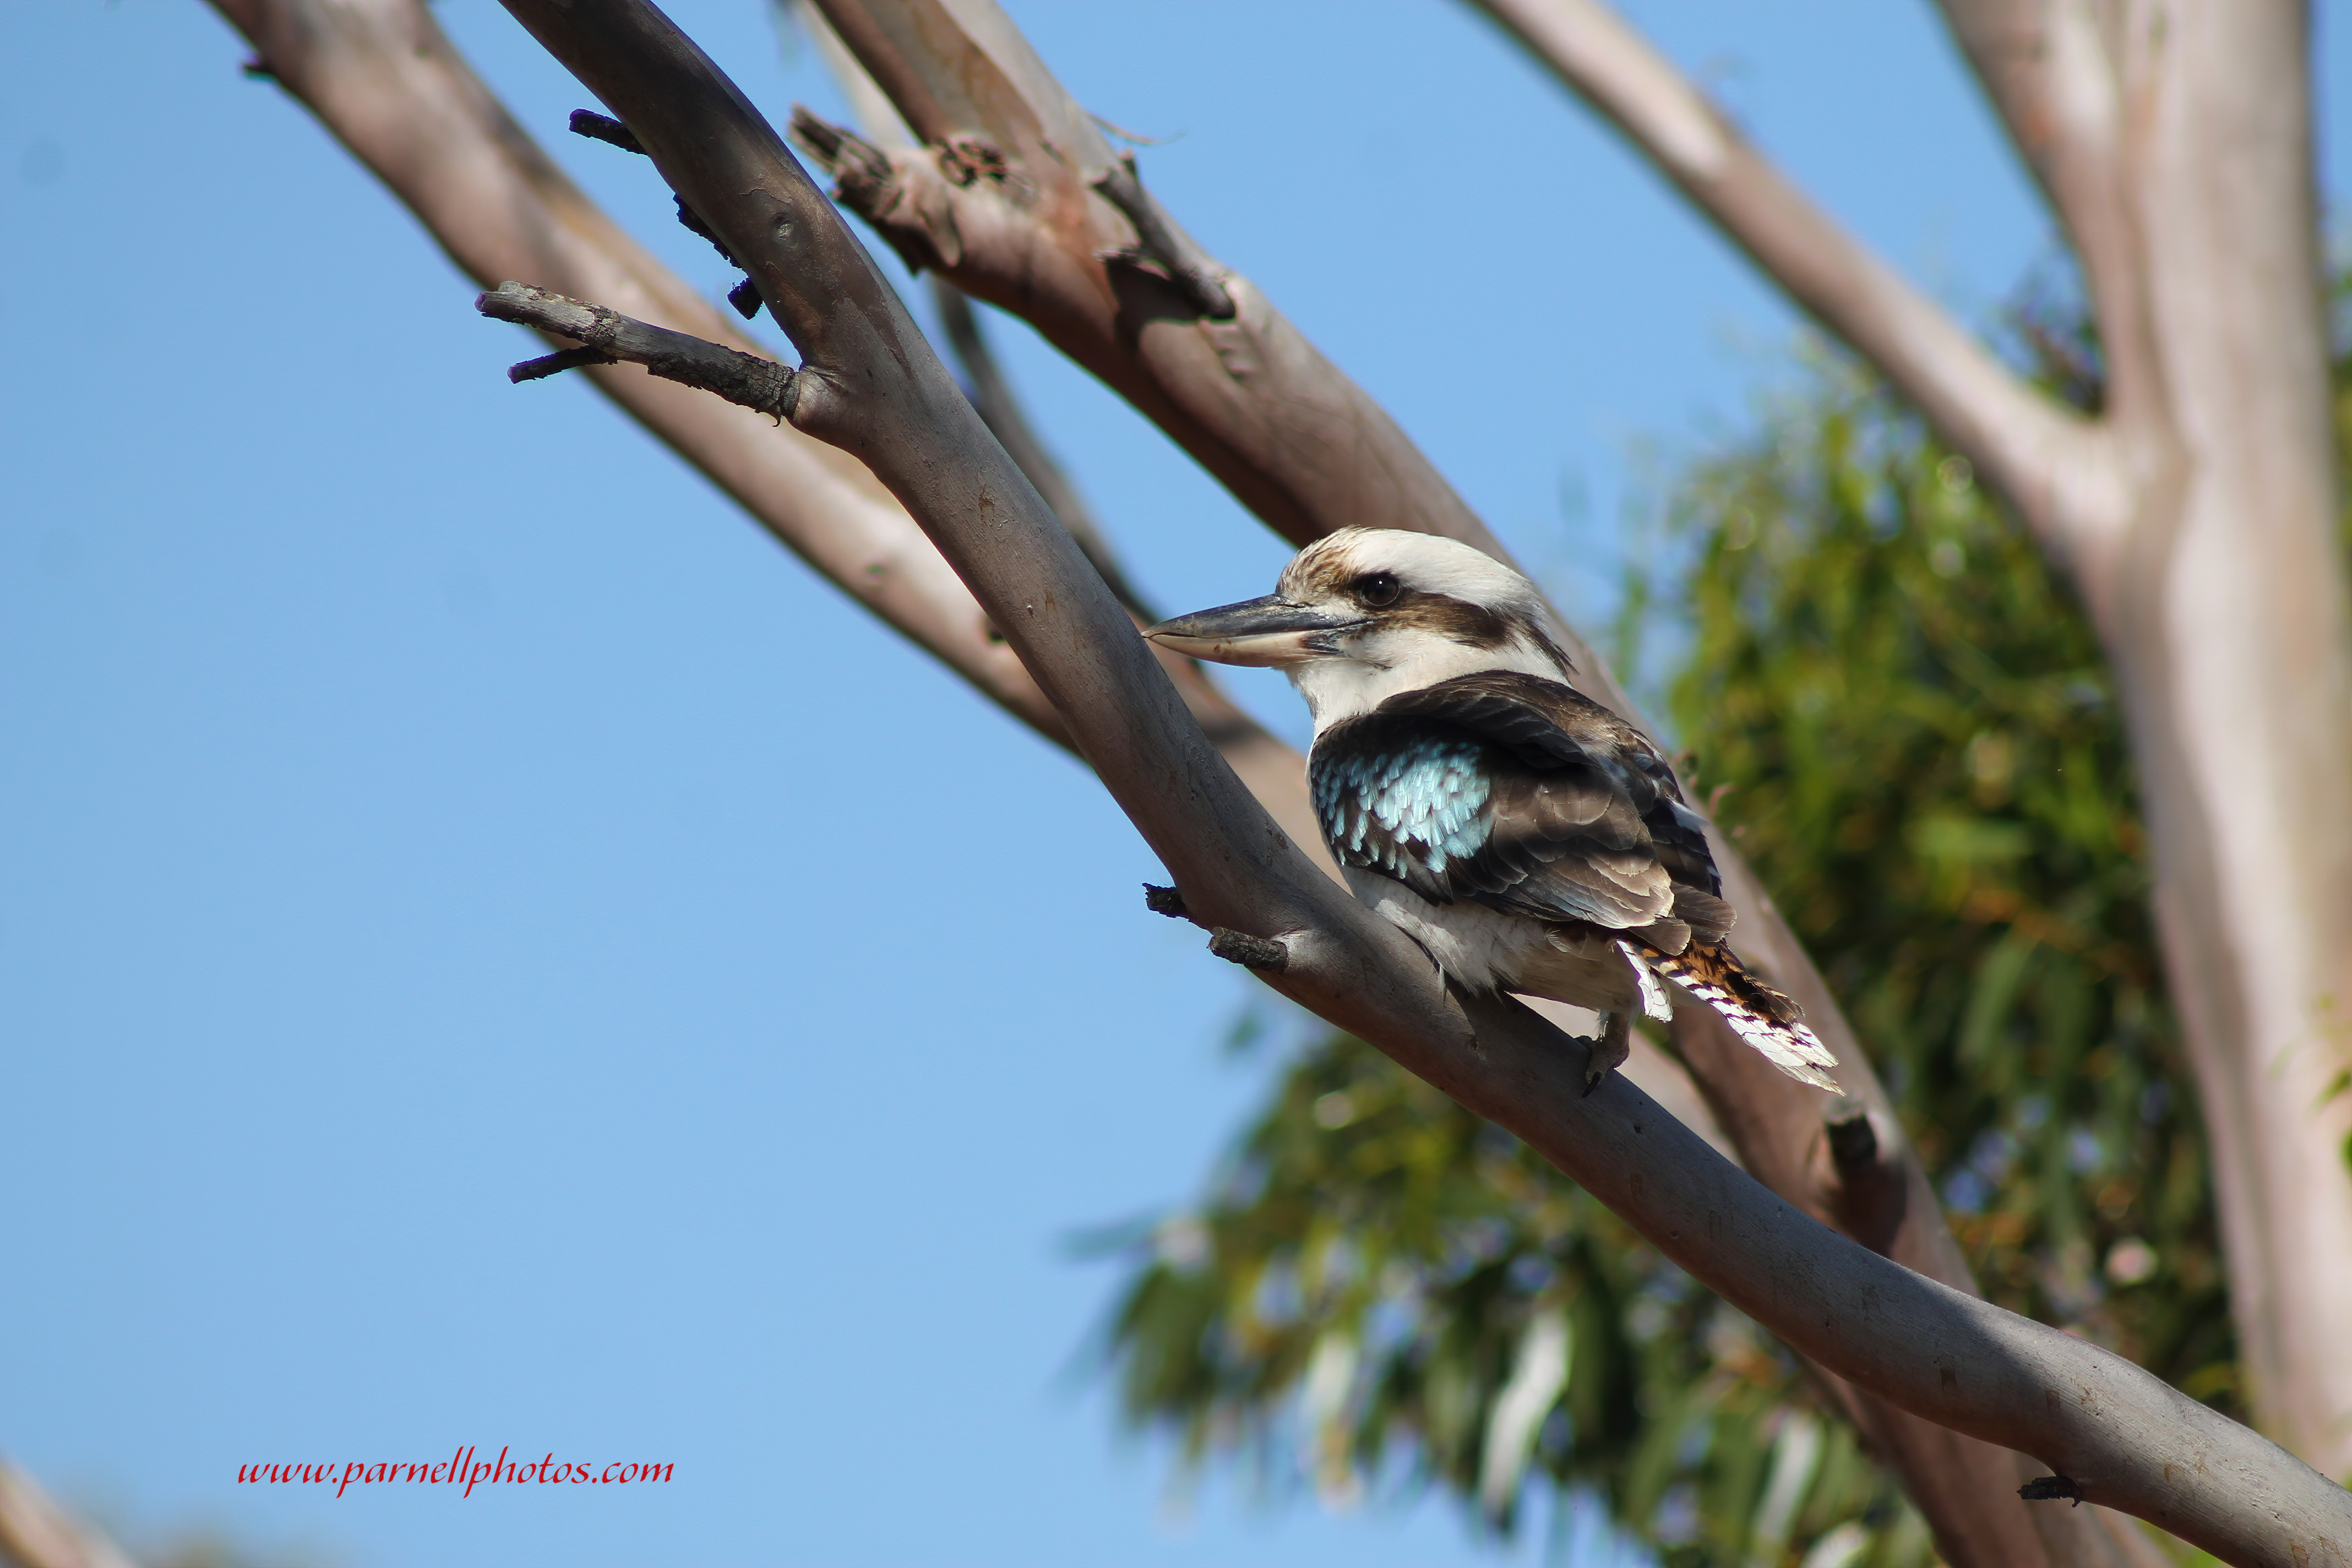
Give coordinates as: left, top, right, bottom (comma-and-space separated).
929, 280, 1151, 615
1482, 0, 2352, 1482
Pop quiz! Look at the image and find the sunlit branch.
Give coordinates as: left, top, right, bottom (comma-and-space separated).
482, 4, 2352, 1559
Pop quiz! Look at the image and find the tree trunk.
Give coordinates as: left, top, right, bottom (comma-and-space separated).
1476, 0, 2352, 1478
1937, 0, 2352, 1474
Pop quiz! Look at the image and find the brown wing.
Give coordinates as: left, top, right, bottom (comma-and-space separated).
1374, 672, 1733, 945
1310, 673, 1732, 944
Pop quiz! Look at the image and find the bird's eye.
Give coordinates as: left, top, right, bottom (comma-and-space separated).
1357, 571, 1402, 608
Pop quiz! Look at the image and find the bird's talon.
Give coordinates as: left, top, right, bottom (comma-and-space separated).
1582, 1055, 1613, 1096
1582, 1011, 1632, 1093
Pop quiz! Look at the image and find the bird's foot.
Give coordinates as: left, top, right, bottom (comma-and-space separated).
1581, 1011, 1632, 1096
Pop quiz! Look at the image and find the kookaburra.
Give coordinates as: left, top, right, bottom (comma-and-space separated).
1145, 527, 1838, 1092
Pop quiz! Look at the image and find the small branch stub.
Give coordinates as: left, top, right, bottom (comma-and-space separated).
671, 195, 742, 268
1820, 1093, 1907, 1254
2018, 1475, 2083, 1507
1090, 150, 1234, 320
560, 118, 762, 313
788, 110, 892, 211
1142, 883, 1187, 918
787, 110, 961, 276
568, 108, 645, 155
1825, 1097, 1879, 1172
664, 198, 763, 320
476, 281, 799, 421
511, 345, 617, 383
1207, 927, 1287, 971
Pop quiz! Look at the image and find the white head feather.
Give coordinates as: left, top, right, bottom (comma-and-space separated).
1273, 528, 1571, 731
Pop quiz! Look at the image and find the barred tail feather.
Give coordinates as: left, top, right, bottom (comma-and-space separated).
1638, 941, 1840, 1092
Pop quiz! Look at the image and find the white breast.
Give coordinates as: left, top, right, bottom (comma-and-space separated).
1291, 631, 1566, 734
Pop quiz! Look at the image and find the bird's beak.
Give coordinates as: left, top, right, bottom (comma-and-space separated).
1143, 596, 1365, 667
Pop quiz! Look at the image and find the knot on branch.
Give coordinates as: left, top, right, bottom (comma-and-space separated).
475, 282, 799, 422
788, 108, 963, 274
2018, 1474, 2083, 1506
790, 110, 901, 218
672, 195, 740, 268
1821, 1095, 1907, 1255
1142, 883, 1188, 919
1825, 1097, 1879, 1172
939, 136, 1011, 188
1207, 927, 1288, 972
1091, 150, 1234, 320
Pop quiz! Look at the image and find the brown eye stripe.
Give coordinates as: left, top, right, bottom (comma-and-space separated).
1384, 591, 1512, 648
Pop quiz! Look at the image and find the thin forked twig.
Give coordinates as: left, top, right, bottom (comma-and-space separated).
477, 282, 799, 419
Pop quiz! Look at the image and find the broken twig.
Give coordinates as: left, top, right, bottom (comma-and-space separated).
1089, 150, 1233, 319
476, 281, 798, 419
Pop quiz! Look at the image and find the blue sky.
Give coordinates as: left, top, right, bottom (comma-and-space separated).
2, 4, 2345, 1566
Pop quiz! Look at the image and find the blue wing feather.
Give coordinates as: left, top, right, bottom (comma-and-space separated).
1311, 733, 1491, 896
1310, 673, 1730, 941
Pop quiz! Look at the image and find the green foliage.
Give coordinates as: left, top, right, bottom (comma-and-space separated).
1660, 371, 2229, 1398
1097, 1033, 1926, 1564
1091, 356, 2229, 1564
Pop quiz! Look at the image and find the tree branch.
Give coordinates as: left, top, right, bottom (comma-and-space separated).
208, 0, 1072, 740
788, 0, 1882, 1169
1926, 0, 2168, 578
791, 0, 1505, 556
1089, 149, 1237, 321
1938, 0, 2352, 1479
928, 280, 1152, 616
798, 0, 1734, 1148
478, 281, 801, 414
1464, 0, 2128, 562
488, 3, 2352, 1558
0, 1460, 143, 1568
209, 0, 1744, 1496
201, 0, 1339, 853
1930, 3, 2154, 404
783, 4, 2155, 1558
